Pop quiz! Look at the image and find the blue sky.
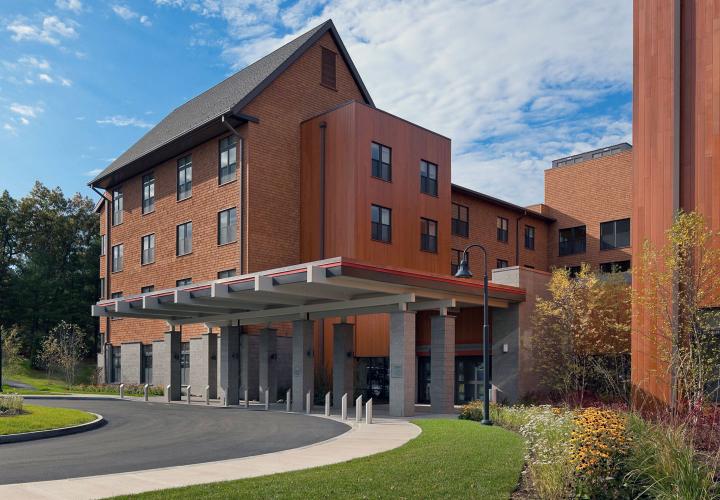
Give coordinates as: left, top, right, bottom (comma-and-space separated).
0, 0, 632, 206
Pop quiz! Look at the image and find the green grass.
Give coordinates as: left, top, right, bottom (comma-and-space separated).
2, 358, 97, 395
0, 404, 95, 435
117, 419, 525, 500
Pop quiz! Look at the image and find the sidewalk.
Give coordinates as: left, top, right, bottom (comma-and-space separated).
0, 413, 421, 500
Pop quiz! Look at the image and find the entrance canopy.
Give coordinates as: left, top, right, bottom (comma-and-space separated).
92, 257, 526, 327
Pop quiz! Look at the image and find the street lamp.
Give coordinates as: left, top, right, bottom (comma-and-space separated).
454, 244, 492, 425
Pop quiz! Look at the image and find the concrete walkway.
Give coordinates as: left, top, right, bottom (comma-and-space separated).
0, 415, 420, 500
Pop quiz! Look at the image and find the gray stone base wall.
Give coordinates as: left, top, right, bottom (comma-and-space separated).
120, 342, 142, 384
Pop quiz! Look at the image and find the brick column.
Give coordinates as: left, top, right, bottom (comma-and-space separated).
120, 342, 141, 384
164, 330, 181, 401
430, 314, 455, 414
219, 326, 240, 404
389, 311, 416, 417
258, 327, 277, 401
332, 322, 354, 407
292, 319, 314, 412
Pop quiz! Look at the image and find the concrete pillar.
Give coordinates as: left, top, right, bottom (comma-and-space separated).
164, 330, 181, 401
332, 322, 354, 407
292, 319, 314, 412
239, 332, 260, 400
120, 342, 142, 384
219, 326, 240, 405
430, 314, 456, 414
189, 333, 217, 398
258, 328, 277, 401
389, 311, 416, 417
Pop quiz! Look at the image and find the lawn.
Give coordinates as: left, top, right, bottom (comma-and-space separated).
1, 358, 97, 394
118, 419, 525, 500
0, 404, 96, 435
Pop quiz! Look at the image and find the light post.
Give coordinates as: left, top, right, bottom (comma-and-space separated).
454, 244, 492, 425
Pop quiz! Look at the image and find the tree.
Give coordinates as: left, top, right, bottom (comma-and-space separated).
1, 325, 23, 377
634, 211, 720, 412
46, 321, 88, 387
530, 264, 631, 405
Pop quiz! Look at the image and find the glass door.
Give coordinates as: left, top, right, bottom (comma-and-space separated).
417, 357, 431, 404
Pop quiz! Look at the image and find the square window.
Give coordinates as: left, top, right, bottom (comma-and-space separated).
218, 208, 237, 245
559, 226, 586, 256
600, 218, 630, 250
218, 269, 236, 279
141, 234, 155, 265
496, 259, 508, 269
371, 142, 392, 181
420, 160, 438, 196
420, 217, 438, 252
176, 222, 192, 256
141, 285, 154, 293
451, 203, 469, 237
176, 278, 192, 287
497, 217, 509, 243
371, 204, 392, 243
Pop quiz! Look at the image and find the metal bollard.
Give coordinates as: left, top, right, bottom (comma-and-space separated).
324, 392, 331, 416
305, 391, 311, 414
166, 385, 171, 403
286, 389, 291, 412
205, 385, 210, 405
143, 384, 149, 402
355, 395, 362, 422
119, 383, 125, 399
365, 398, 373, 424
244, 389, 249, 408
341, 393, 348, 420
264, 389, 269, 411
187, 385, 192, 404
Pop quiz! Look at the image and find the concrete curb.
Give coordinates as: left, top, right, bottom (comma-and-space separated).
0, 412, 105, 445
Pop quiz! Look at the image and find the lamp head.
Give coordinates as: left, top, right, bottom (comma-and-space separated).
454, 257, 473, 278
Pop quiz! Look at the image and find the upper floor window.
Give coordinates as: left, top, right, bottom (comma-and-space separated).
142, 174, 155, 214
497, 216, 509, 243
600, 218, 630, 250
525, 225, 535, 250
420, 217, 438, 253
496, 259, 508, 269
112, 188, 123, 226
111, 291, 123, 299
176, 278, 192, 287
219, 136, 237, 185
141, 285, 155, 293
177, 155, 192, 201
371, 204, 391, 243
451, 248, 466, 275
566, 265, 582, 277
600, 260, 631, 273
559, 225, 586, 256
218, 269, 236, 279
452, 203, 469, 237
111, 244, 123, 272
218, 208, 237, 245
420, 160, 438, 197
99, 278, 105, 299
141, 233, 155, 265
176, 221, 192, 256
321, 47, 337, 89
371, 142, 391, 181
100, 234, 106, 256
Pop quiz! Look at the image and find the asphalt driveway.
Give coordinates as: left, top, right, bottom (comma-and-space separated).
0, 397, 349, 484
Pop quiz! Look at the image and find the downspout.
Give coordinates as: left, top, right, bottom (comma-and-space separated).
515, 210, 527, 267
318, 121, 327, 370
91, 184, 111, 383
222, 115, 244, 274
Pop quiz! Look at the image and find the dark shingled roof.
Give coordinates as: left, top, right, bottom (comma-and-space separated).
90, 19, 373, 187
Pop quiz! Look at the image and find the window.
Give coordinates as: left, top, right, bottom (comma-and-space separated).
111, 291, 123, 299
420, 218, 438, 253
112, 188, 123, 225
420, 160, 438, 196
180, 342, 190, 386
451, 249, 466, 275
219, 136, 237, 184
142, 174, 155, 214
525, 225, 535, 250
176, 222, 192, 256
371, 204, 392, 242
111, 244, 123, 272
600, 260, 631, 273
371, 142, 391, 181
176, 278, 192, 287
99, 278, 105, 299
600, 218, 630, 250
321, 46, 336, 89
177, 155, 192, 201
566, 265, 582, 277
141, 234, 155, 265
497, 217, 509, 243
218, 208, 237, 245
141, 285, 155, 293
452, 203, 469, 237
141, 345, 153, 385
111, 346, 121, 384
218, 269, 236, 279
559, 225, 586, 256
100, 234, 106, 256
496, 259, 508, 269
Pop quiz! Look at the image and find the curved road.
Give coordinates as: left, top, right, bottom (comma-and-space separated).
0, 398, 349, 485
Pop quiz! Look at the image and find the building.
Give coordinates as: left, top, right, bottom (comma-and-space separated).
90, 20, 633, 412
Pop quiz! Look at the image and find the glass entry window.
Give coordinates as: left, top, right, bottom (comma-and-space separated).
141, 344, 153, 384
417, 357, 431, 404
180, 342, 190, 386
111, 346, 122, 383
455, 356, 486, 404
355, 357, 389, 403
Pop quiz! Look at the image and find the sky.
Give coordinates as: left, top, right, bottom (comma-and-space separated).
0, 0, 633, 206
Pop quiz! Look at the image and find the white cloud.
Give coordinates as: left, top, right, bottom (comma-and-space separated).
19, 117, 30, 125
10, 103, 43, 118
56, 0, 83, 13
38, 73, 54, 83
3, 123, 17, 134
97, 115, 153, 128
60, 77, 72, 87
140, 15, 152, 27
18, 56, 50, 70
112, 5, 152, 26
7, 16, 78, 46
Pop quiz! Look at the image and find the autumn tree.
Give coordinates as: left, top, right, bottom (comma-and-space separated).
44, 321, 88, 387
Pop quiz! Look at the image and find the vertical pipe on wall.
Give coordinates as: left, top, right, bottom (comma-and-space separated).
318, 122, 327, 370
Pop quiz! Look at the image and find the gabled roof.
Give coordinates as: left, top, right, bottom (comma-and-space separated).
90, 19, 373, 189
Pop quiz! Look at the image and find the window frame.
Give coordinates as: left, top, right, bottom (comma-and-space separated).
218, 269, 236, 279
142, 173, 155, 214
177, 155, 192, 201
600, 218, 630, 250
320, 46, 337, 89
559, 225, 587, 256
217, 207, 237, 246
111, 243, 123, 273
218, 135, 238, 185
176, 221, 192, 256
100, 234, 106, 256
141, 285, 155, 294
141, 233, 155, 265
451, 248, 467, 275
451, 203, 469, 238
112, 188, 123, 226
496, 259, 509, 269
176, 278, 192, 287
370, 204, 392, 243
496, 216, 509, 243
371, 142, 392, 182
420, 160, 438, 197
420, 217, 438, 253
524, 225, 535, 250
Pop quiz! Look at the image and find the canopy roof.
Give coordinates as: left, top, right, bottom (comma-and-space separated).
92, 257, 525, 327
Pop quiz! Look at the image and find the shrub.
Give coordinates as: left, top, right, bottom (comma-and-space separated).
0, 394, 24, 415
70, 384, 165, 397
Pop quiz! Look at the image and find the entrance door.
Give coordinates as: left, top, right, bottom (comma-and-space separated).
180, 342, 190, 386
417, 357, 431, 404
455, 356, 484, 404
